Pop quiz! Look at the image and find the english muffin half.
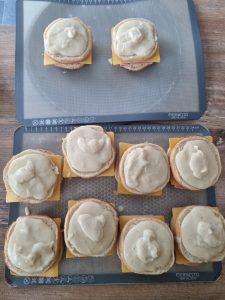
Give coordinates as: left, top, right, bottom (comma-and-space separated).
169, 136, 222, 190
118, 217, 175, 274
62, 125, 115, 178
64, 198, 118, 257
44, 17, 92, 69
173, 206, 225, 263
4, 215, 61, 276
3, 149, 60, 203
111, 18, 159, 71
119, 143, 170, 194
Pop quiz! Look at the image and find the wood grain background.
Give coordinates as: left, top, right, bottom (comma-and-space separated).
0, 0, 225, 299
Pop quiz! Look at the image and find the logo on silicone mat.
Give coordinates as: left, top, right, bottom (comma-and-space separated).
168, 112, 189, 120
176, 272, 200, 281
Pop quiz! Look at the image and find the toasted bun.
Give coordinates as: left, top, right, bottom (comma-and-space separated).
43, 17, 92, 65
174, 206, 225, 263
4, 215, 61, 276
119, 143, 170, 195
62, 126, 115, 179
120, 62, 153, 71
118, 217, 175, 274
52, 61, 84, 70
114, 154, 120, 182
3, 149, 60, 203
64, 198, 118, 257
169, 136, 222, 190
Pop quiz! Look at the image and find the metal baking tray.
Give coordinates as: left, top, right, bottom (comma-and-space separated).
16, 0, 205, 126
5, 124, 221, 286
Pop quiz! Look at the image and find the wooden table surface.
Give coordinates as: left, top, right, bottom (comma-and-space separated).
0, 0, 225, 299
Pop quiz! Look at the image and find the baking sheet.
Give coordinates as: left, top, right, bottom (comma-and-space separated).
5, 124, 221, 286
16, 0, 205, 126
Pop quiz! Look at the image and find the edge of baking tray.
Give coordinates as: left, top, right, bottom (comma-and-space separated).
4, 263, 223, 287
15, 0, 206, 126
5, 124, 222, 286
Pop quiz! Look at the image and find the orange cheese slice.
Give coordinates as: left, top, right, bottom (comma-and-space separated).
169, 136, 213, 188
66, 200, 115, 258
11, 218, 61, 277
44, 51, 92, 66
63, 132, 115, 178
111, 28, 160, 66
6, 155, 62, 203
119, 215, 165, 273
117, 143, 162, 196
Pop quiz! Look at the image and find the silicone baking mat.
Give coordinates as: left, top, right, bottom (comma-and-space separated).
16, 0, 205, 126
5, 124, 221, 286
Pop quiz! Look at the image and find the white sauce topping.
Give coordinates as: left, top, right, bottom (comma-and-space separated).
114, 19, 157, 57
123, 220, 173, 273
78, 214, 106, 242
136, 229, 159, 263
175, 140, 221, 189
67, 202, 117, 256
189, 146, 208, 179
181, 207, 225, 260
65, 126, 113, 174
45, 18, 88, 57
123, 145, 169, 193
7, 217, 56, 273
196, 221, 221, 248
7, 153, 58, 200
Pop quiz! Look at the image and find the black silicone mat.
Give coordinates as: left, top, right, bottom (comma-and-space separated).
16, 0, 206, 126
5, 124, 221, 286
